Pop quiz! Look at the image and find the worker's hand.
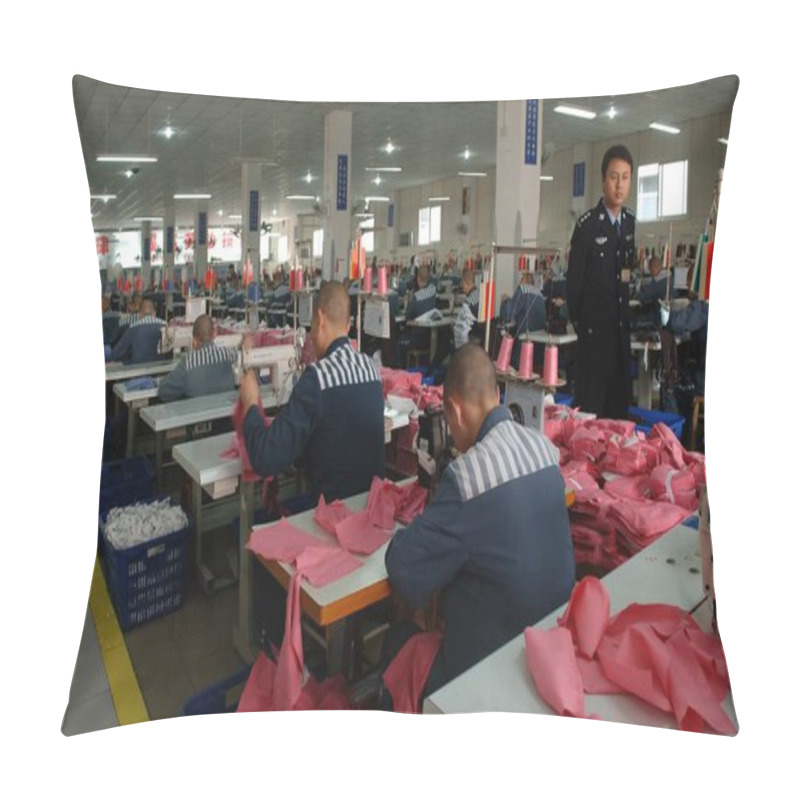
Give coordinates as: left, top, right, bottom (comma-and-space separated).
242, 333, 254, 351
239, 369, 260, 410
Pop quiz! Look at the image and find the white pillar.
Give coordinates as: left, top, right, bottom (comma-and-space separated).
493, 99, 543, 303
140, 221, 152, 289
194, 201, 209, 286
322, 110, 352, 281
241, 162, 262, 276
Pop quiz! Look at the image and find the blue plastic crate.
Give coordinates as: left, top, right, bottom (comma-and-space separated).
99, 456, 156, 515
183, 665, 253, 715
100, 505, 188, 631
628, 406, 685, 439
554, 393, 574, 407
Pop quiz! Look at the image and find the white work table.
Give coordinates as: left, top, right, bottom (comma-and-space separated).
518, 330, 578, 346
405, 314, 457, 363
112, 380, 161, 457
105, 358, 178, 383
423, 516, 737, 733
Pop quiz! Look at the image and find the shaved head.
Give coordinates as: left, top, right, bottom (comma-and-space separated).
418, 264, 430, 285
192, 314, 214, 343
140, 299, 156, 317
314, 281, 350, 330
444, 344, 497, 406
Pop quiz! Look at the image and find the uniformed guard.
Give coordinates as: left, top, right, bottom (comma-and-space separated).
157, 314, 237, 402
567, 144, 637, 419
110, 298, 166, 364
238, 280, 386, 504
381, 344, 575, 709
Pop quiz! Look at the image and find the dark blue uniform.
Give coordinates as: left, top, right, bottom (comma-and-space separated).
385, 406, 575, 694
111, 315, 166, 364
567, 199, 636, 419
242, 337, 386, 502
404, 283, 437, 350
510, 283, 546, 335
157, 342, 238, 402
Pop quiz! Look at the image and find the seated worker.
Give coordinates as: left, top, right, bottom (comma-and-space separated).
381, 344, 575, 707
267, 270, 291, 326
101, 294, 120, 346
110, 299, 166, 364
239, 280, 386, 504
634, 255, 676, 328
398, 263, 437, 362
450, 268, 480, 352
500, 272, 547, 370
157, 314, 238, 402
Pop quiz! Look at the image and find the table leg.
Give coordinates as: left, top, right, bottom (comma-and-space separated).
233, 480, 256, 663
637, 351, 652, 410
126, 404, 136, 457
155, 430, 164, 491
326, 619, 349, 678
429, 327, 438, 365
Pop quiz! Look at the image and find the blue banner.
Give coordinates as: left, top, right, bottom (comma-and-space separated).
388, 203, 394, 228
524, 100, 539, 165
573, 162, 586, 197
337, 154, 348, 211
198, 212, 207, 246
166, 225, 174, 255
249, 190, 259, 232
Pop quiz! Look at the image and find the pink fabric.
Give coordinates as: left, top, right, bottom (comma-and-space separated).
313, 496, 352, 536
603, 474, 651, 501
648, 465, 698, 511
648, 422, 687, 469
333, 509, 393, 555
391, 482, 428, 525
562, 471, 602, 503
294, 544, 363, 587
557, 575, 609, 659
273, 572, 304, 710
607, 498, 690, 547
383, 631, 443, 713
232, 397, 273, 482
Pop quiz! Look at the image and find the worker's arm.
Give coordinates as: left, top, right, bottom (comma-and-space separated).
157, 358, 187, 402
241, 368, 321, 477
111, 328, 133, 363
385, 471, 468, 609
566, 224, 587, 330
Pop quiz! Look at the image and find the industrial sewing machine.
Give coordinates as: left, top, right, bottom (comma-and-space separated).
161, 324, 193, 355
417, 405, 455, 501
237, 342, 299, 405
503, 378, 547, 435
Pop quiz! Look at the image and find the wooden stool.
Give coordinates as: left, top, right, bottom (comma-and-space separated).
691, 395, 705, 451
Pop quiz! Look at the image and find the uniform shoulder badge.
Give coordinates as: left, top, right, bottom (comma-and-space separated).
577, 210, 591, 227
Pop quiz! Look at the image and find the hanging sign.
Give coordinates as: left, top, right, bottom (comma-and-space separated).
524, 100, 539, 165
337, 155, 348, 211
166, 226, 175, 254
198, 212, 208, 246
573, 162, 586, 197
249, 190, 259, 232
388, 203, 394, 228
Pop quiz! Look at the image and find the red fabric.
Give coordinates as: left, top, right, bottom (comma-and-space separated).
383, 631, 443, 713
232, 397, 273, 482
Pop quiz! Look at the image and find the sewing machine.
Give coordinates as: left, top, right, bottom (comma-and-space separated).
238, 342, 298, 404
161, 324, 194, 355
503, 377, 547, 435
417, 405, 454, 501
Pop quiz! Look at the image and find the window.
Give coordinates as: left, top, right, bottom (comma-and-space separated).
636, 160, 688, 221
418, 206, 441, 246
313, 228, 324, 258
358, 216, 375, 253
278, 235, 289, 263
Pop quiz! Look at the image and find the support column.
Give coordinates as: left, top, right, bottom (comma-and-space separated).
194, 201, 209, 288
140, 221, 152, 290
493, 99, 543, 304
164, 205, 176, 289
241, 162, 263, 278
322, 110, 352, 281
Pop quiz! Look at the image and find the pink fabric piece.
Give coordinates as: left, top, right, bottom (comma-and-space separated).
576, 654, 625, 694
392, 482, 428, 525
334, 509, 392, 555
232, 397, 273, 482
273, 572, 305, 711
366, 477, 398, 530
568, 426, 608, 463
236, 651, 278, 712
603, 474, 651, 501
557, 576, 610, 659
294, 544, 363, 587
607, 498, 690, 545
648, 422, 687, 469
648, 465, 698, 511
246, 518, 324, 562
313, 495, 353, 536
524, 626, 590, 718
383, 631, 443, 713
562, 470, 602, 502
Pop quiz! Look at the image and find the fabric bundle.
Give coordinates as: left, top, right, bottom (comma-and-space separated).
102, 498, 188, 550
524, 577, 735, 734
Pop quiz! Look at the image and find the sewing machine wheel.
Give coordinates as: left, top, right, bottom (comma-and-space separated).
508, 403, 525, 426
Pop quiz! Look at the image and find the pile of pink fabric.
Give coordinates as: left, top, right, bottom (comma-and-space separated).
523, 577, 735, 734
548, 406, 706, 570
248, 329, 296, 347
379, 367, 444, 411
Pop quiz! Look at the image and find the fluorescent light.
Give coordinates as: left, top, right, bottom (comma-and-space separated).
554, 105, 596, 120
286, 195, 316, 200
365, 196, 390, 202
124, 170, 134, 178
97, 154, 158, 163
718, 137, 729, 145
134, 216, 163, 222
649, 122, 681, 134
539, 176, 554, 182
385, 141, 395, 154
305, 172, 313, 183
608, 106, 617, 119
174, 193, 212, 199
428, 196, 450, 202
90, 194, 117, 202
463, 148, 471, 159
458, 172, 487, 178
365, 166, 402, 172
228, 214, 242, 220
161, 126, 175, 139
373, 176, 382, 185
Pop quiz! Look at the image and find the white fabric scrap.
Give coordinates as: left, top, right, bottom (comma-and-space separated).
103, 499, 189, 550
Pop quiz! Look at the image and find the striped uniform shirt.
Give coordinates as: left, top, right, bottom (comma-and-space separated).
158, 342, 237, 402
511, 283, 546, 334
386, 406, 575, 692
111, 315, 167, 364
242, 336, 385, 501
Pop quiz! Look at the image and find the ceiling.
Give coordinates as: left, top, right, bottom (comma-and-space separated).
74, 74, 738, 232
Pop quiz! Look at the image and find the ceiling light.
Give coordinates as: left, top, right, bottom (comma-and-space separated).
161, 126, 175, 139
649, 122, 681, 134
355, 212, 372, 219
539, 176, 554, 182
124, 169, 134, 178
174, 193, 212, 199
97, 154, 158, 163
134, 216, 163, 222
458, 172, 487, 178
608, 106, 617, 119
272, 208, 277, 215
373, 176, 382, 185
365, 167, 402, 173
463, 148, 471, 160
428, 196, 450, 202
365, 196, 390, 203
718, 137, 729, 145
228, 214, 242, 220
554, 105, 597, 120
384, 141, 395, 154
305, 172, 313, 183
286, 195, 316, 200
90, 194, 117, 202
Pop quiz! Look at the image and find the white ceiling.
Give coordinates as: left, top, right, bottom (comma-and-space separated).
74, 74, 738, 232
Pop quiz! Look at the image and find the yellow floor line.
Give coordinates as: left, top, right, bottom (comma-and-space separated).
88, 557, 150, 726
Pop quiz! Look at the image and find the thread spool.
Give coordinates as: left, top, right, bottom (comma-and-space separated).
349, 338, 359, 351
543, 345, 559, 385
296, 269, 304, 291
496, 335, 513, 372
519, 341, 534, 379
289, 270, 296, 291
378, 266, 388, 295
363, 266, 373, 293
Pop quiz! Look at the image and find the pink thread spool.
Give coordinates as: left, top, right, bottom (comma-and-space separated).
289, 270, 296, 291
518, 341, 534, 379
377, 265, 388, 295
543, 345, 559, 385
296, 268, 304, 291
350, 338, 359, 351
496, 335, 513, 372
363, 266, 373, 293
